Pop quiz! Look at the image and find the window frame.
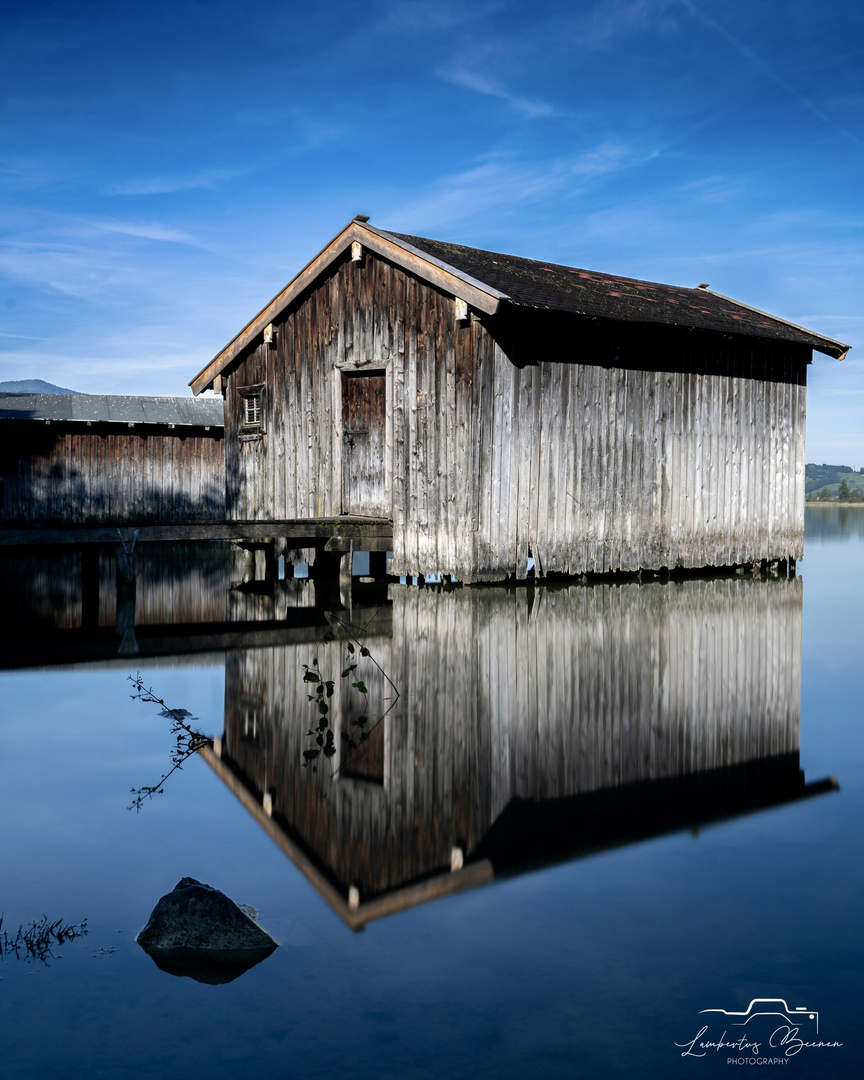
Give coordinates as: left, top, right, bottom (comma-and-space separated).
237, 383, 265, 440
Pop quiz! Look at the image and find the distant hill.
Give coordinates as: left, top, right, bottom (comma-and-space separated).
806, 463, 864, 499
0, 379, 81, 395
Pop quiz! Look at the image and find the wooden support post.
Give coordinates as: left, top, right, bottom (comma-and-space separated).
263, 542, 278, 583
307, 546, 345, 608
81, 545, 100, 630
368, 550, 388, 579
339, 547, 353, 611
308, 546, 343, 580
254, 548, 267, 581
231, 543, 256, 583
115, 544, 138, 654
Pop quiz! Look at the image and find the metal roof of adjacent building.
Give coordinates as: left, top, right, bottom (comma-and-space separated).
0, 394, 224, 427
387, 231, 849, 360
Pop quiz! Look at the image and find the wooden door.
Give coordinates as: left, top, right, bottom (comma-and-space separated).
341, 371, 387, 516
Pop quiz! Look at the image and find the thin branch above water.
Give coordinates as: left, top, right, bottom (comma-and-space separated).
127, 674, 212, 812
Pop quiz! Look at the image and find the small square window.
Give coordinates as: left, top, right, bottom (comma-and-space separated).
244, 394, 261, 427
238, 384, 265, 438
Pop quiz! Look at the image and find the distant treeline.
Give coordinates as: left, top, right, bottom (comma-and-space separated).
806, 463, 864, 501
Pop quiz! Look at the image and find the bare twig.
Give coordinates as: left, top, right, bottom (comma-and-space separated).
127, 674, 212, 811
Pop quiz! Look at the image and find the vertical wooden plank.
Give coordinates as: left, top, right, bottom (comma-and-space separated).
473, 321, 495, 581
391, 265, 409, 576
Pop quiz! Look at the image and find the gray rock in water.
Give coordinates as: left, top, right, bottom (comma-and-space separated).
137, 877, 278, 983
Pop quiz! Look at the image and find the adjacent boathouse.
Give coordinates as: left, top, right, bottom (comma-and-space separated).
190, 218, 848, 582
0, 394, 225, 527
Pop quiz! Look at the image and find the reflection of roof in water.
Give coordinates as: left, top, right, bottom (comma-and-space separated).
201, 745, 836, 929
200, 578, 838, 929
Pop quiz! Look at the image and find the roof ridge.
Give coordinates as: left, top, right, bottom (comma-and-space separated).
366, 225, 510, 300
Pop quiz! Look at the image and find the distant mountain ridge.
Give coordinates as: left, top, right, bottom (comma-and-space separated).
0, 379, 81, 395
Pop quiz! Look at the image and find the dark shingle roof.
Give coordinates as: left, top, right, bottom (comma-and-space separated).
388, 232, 848, 359
0, 394, 224, 427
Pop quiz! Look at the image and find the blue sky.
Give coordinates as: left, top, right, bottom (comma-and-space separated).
2, 0, 862, 463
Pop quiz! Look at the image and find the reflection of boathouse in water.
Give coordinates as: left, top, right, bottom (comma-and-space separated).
202, 577, 836, 929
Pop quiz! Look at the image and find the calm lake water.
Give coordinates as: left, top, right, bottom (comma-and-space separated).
1, 508, 861, 1078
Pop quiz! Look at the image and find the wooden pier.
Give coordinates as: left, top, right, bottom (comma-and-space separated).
0, 517, 392, 550
0, 533, 392, 668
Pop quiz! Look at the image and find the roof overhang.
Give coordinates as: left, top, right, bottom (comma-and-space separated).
189, 220, 507, 395
200, 741, 839, 930
199, 743, 495, 930
700, 289, 849, 361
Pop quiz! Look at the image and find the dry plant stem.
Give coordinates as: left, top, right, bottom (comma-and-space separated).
127, 674, 212, 811
0, 914, 89, 964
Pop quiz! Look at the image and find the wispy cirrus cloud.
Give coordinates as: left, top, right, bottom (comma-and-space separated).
0, 329, 45, 340
576, 0, 678, 46
85, 218, 198, 243
0, 240, 121, 299
387, 143, 658, 233
680, 0, 862, 147
0, 212, 201, 299
104, 169, 239, 196
438, 66, 555, 119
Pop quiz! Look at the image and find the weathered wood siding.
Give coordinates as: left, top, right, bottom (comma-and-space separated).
0, 423, 225, 525
222, 249, 807, 580
222, 250, 476, 560
473, 338, 808, 579
218, 578, 803, 902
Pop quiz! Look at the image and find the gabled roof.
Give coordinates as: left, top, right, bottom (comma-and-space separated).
0, 393, 224, 428
391, 232, 850, 360
190, 219, 849, 394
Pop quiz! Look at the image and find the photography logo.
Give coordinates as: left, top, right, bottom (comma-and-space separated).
674, 997, 843, 1064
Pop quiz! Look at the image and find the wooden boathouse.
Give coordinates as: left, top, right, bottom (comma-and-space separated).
0, 393, 225, 527
190, 217, 849, 582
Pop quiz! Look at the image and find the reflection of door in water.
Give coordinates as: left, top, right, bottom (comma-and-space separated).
342, 371, 387, 516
